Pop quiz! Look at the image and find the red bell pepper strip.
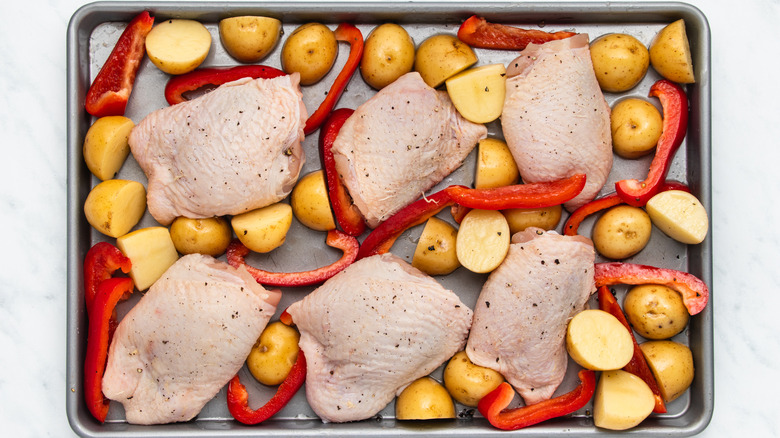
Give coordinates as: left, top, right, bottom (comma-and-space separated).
84, 277, 134, 422
83, 242, 132, 315
594, 262, 709, 315
564, 181, 690, 236
164, 65, 286, 105
319, 108, 366, 236
303, 23, 364, 135
226, 230, 359, 287
616, 80, 689, 207
477, 369, 595, 430
457, 15, 577, 50
597, 286, 666, 413
85, 11, 154, 117
227, 350, 307, 425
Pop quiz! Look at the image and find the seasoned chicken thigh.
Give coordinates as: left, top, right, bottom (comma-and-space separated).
466, 228, 595, 405
501, 34, 612, 211
332, 72, 487, 228
286, 253, 473, 423
101, 254, 280, 425
129, 74, 306, 225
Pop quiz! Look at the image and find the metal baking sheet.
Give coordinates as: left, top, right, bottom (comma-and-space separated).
66, 2, 712, 436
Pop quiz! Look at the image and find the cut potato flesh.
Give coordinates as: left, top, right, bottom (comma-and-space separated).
474, 138, 519, 189
146, 19, 212, 75
231, 203, 293, 253
446, 63, 507, 124
116, 227, 179, 291
455, 209, 510, 274
566, 309, 633, 371
646, 190, 708, 244
594, 370, 655, 430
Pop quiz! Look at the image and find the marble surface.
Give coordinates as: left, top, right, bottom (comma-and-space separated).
1, 0, 778, 436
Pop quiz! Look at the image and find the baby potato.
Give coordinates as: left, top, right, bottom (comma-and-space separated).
593, 370, 655, 430
219, 16, 282, 63
474, 138, 519, 189
281, 23, 337, 85
84, 179, 146, 238
290, 170, 336, 231
412, 217, 460, 276
360, 23, 415, 90
396, 377, 455, 420
611, 98, 663, 159
169, 216, 232, 257
646, 190, 709, 244
566, 309, 634, 371
640, 340, 694, 403
455, 209, 510, 274
445, 63, 507, 124
443, 351, 504, 407
649, 19, 695, 84
592, 205, 652, 260
502, 205, 562, 235
83, 116, 135, 181
231, 203, 293, 253
116, 227, 179, 291
246, 321, 301, 386
624, 284, 689, 340
145, 19, 212, 75
414, 34, 477, 88
590, 33, 650, 93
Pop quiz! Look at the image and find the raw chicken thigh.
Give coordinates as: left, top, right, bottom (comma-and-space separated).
129, 74, 307, 225
101, 254, 281, 425
501, 34, 612, 211
331, 72, 487, 228
466, 228, 595, 405
286, 253, 473, 422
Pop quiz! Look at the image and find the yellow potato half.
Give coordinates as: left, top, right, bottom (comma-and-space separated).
646, 190, 708, 244
83, 116, 135, 181
566, 309, 633, 371
649, 19, 695, 84
414, 34, 477, 88
412, 217, 460, 276
84, 179, 147, 238
116, 227, 179, 291
246, 321, 301, 386
455, 209, 510, 274
231, 203, 293, 253
640, 340, 694, 403
146, 19, 212, 75
396, 377, 455, 420
443, 351, 504, 407
445, 63, 507, 124
219, 16, 282, 63
361, 23, 415, 90
290, 170, 336, 231
594, 370, 655, 430
474, 138, 519, 189
169, 216, 232, 257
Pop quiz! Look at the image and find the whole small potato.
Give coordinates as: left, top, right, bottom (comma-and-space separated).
640, 340, 694, 403
414, 34, 477, 88
611, 98, 663, 159
84, 179, 147, 238
360, 23, 415, 89
592, 205, 652, 260
443, 351, 504, 407
231, 203, 293, 253
474, 138, 519, 189
624, 284, 689, 340
649, 19, 695, 84
502, 205, 562, 235
290, 170, 336, 231
590, 33, 650, 93
281, 23, 337, 85
396, 377, 455, 420
219, 16, 282, 63
246, 321, 301, 386
412, 217, 460, 276
170, 216, 232, 257
83, 116, 135, 181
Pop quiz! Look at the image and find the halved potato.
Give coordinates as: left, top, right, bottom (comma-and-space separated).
455, 209, 510, 273
645, 190, 708, 244
219, 16, 281, 63
594, 370, 655, 430
640, 340, 694, 403
83, 116, 135, 181
474, 138, 519, 189
84, 179, 146, 238
290, 170, 336, 232
566, 309, 633, 371
649, 19, 695, 84
231, 203, 293, 253
414, 34, 477, 88
146, 19, 212, 75
116, 226, 179, 291
445, 63, 507, 124
412, 217, 460, 276
396, 377, 455, 420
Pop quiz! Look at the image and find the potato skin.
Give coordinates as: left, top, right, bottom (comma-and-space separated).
640, 340, 694, 403
360, 23, 415, 90
83, 116, 134, 181
84, 179, 147, 238
474, 138, 518, 189
443, 351, 504, 407
281, 23, 337, 85
219, 16, 282, 63
246, 321, 301, 386
231, 203, 293, 253
396, 377, 455, 420
414, 34, 477, 88
412, 217, 460, 276
590, 33, 649, 93
649, 19, 695, 84
502, 205, 562, 235
624, 284, 689, 339
170, 216, 232, 257
592, 205, 652, 260
290, 170, 336, 231
611, 98, 663, 159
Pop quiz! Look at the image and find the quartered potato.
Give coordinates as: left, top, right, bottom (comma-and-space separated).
83, 116, 134, 181
219, 16, 281, 63
84, 179, 146, 238
649, 19, 695, 84
566, 309, 633, 371
445, 63, 507, 124
594, 370, 655, 430
414, 34, 477, 88
169, 216, 232, 257
646, 190, 709, 244
412, 217, 460, 276
231, 203, 293, 253
455, 209, 510, 274
396, 377, 455, 420
474, 138, 519, 189
145, 19, 212, 75
116, 226, 179, 291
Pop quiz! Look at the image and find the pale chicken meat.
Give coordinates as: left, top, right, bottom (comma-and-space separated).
501, 34, 612, 211
129, 74, 306, 225
101, 254, 281, 425
331, 72, 487, 228
466, 228, 595, 405
286, 253, 473, 423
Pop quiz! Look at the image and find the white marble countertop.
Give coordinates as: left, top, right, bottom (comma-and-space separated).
2, 0, 778, 436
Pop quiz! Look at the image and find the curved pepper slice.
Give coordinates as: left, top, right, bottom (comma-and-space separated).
83, 242, 132, 315
85, 11, 154, 117
477, 369, 595, 431
319, 108, 366, 236
227, 350, 307, 425
597, 286, 667, 413
303, 23, 364, 135
457, 15, 576, 50
616, 80, 689, 206
594, 262, 709, 315
84, 277, 134, 422
226, 230, 359, 287
164, 65, 286, 105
